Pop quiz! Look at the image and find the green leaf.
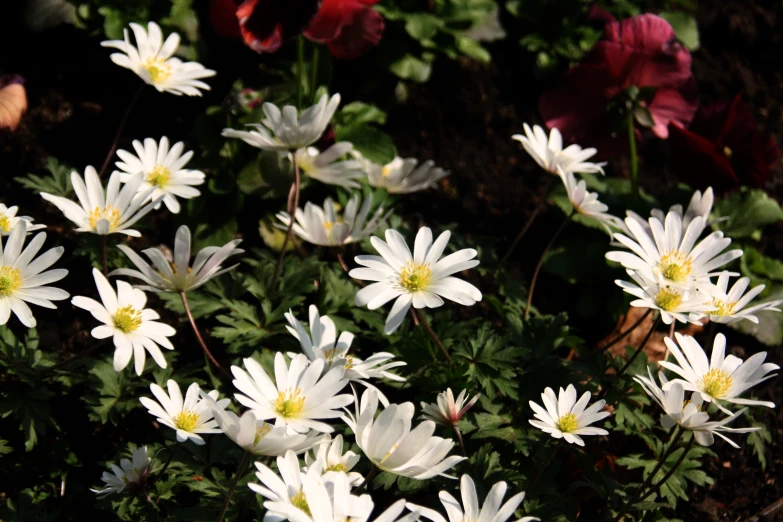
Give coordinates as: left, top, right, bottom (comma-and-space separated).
659, 12, 700, 51
455, 35, 491, 63
338, 102, 387, 126
389, 54, 433, 83
334, 124, 396, 165
15, 157, 73, 197
712, 188, 783, 239
404, 13, 443, 40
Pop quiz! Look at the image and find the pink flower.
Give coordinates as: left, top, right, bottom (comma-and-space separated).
420, 388, 480, 426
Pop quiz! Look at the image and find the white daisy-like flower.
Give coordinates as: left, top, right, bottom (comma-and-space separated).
201, 393, 324, 456
615, 270, 715, 325
71, 268, 176, 375
91, 446, 152, 497
111, 225, 243, 293
276, 195, 385, 247
304, 434, 363, 486
705, 272, 782, 324
0, 222, 69, 328
366, 156, 449, 194
420, 388, 480, 427
0, 204, 45, 236
512, 124, 605, 175
528, 384, 610, 446
231, 353, 353, 434
222, 94, 340, 151
294, 143, 365, 189
659, 333, 778, 413
606, 210, 742, 290
634, 369, 760, 448
629, 188, 716, 234
114, 137, 205, 214
138, 380, 228, 445
40, 167, 161, 236
410, 474, 538, 522
342, 388, 466, 480
100, 21, 215, 96
558, 169, 620, 233
285, 305, 406, 405
349, 227, 482, 334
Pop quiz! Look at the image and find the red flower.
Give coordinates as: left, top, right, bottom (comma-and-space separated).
304, 0, 384, 60
539, 14, 697, 152
669, 94, 780, 191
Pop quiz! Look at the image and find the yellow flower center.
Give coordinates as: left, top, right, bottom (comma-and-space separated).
88, 206, 122, 232
655, 287, 683, 311
113, 305, 143, 333
143, 57, 172, 84
701, 368, 732, 398
399, 261, 432, 292
253, 423, 272, 446
0, 215, 11, 234
711, 298, 737, 317
174, 410, 200, 432
290, 490, 311, 516
323, 221, 334, 235
146, 165, 172, 188
325, 463, 349, 473
0, 266, 23, 297
382, 166, 392, 178
658, 251, 692, 283
274, 389, 305, 418
723, 146, 733, 158
344, 355, 354, 371
380, 443, 399, 465
556, 413, 579, 433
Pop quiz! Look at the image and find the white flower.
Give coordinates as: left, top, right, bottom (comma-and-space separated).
100, 22, 215, 96
625, 188, 716, 237
138, 380, 228, 445
0, 222, 68, 328
410, 474, 538, 522
615, 270, 715, 325
528, 384, 610, 446
659, 333, 778, 413
40, 167, 161, 236
201, 393, 324, 456
349, 227, 482, 334
277, 195, 384, 247
71, 268, 176, 375
512, 124, 605, 175
558, 169, 620, 233
634, 369, 760, 448
295, 143, 366, 189
114, 137, 205, 214
366, 156, 449, 194
231, 353, 354, 434
304, 434, 363, 486
285, 305, 406, 405
0, 204, 45, 236
222, 94, 340, 151
343, 388, 466, 480
705, 272, 782, 324
420, 388, 480, 426
606, 210, 742, 290
91, 446, 152, 497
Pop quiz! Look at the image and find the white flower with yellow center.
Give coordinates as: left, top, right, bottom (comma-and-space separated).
704, 272, 782, 324
528, 384, 610, 446
615, 270, 715, 325
138, 380, 228, 445
71, 268, 176, 375
342, 388, 466, 480
0, 221, 68, 328
101, 22, 215, 96
303, 434, 363, 486
420, 388, 480, 426
114, 137, 205, 214
0, 204, 45, 236
294, 143, 366, 189
659, 333, 778, 414
277, 195, 384, 247
634, 368, 760, 448
40, 167, 161, 236
231, 352, 353, 434
366, 156, 449, 194
222, 94, 340, 151
91, 446, 152, 497
349, 227, 482, 335
624, 188, 715, 239
558, 169, 621, 233
512, 123, 605, 175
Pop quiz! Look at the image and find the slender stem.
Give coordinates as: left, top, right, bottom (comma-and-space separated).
296, 37, 305, 109
364, 466, 379, 490
415, 309, 454, 368
595, 309, 652, 354
453, 424, 467, 457
269, 156, 300, 294
524, 211, 572, 319
336, 251, 352, 276
99, 83, 144, 177
217, 452, 251, 522
598, 316, 661, 401
180, 292, 230, 380
101, 235, 109, 276
627, 110, 638, 198
310, 44, 320, 102
526, 443, 559, 496
501, 176, 554, 265
156, 444, 179, 478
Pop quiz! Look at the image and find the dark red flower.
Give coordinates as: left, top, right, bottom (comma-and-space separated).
669, 94, 780, 191
236, 0, 320, 53
304, 0, 384, 60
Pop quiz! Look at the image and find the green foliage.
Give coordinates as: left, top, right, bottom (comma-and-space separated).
15, 157, 73, 197
712, 188, 783, 240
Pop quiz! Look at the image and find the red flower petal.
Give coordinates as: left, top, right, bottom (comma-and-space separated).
209, 0, 241, 38
237, 0, 320, 54
646, 79, 698, 138
304, 0, 384, 59
669, 123, 738, 192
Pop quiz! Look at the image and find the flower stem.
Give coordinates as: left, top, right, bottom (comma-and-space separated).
217, 452, 251, 522
99, 83, 144, 178
524, 210, 572, 319
500, 176, 554, 265
310, 44, 320, 102
363, 465, 379, 490
525, 442, 559, 496
180, 292, 230, 380
296, 36, 305, 109
595, 309, 653, 355
453, 424, 467, 457
627, 110, 638, 198
269, 155, 300, 295
414, 308, 454, 368
101, 235, 109, 276
156, 444, 179, 478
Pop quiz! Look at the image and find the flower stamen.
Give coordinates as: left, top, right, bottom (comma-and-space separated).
701, 368, 732, 398
146, 165, 172, 188
399, 261, 431, 292
655, 287, 683, 311
88, 206, 122, 232
0, 266, 23, 297
274, 389, 305, 418
556, 413, 579, 433
113, 305, 143, 333
174, 410, 199, 432
658, 251, 693, 283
